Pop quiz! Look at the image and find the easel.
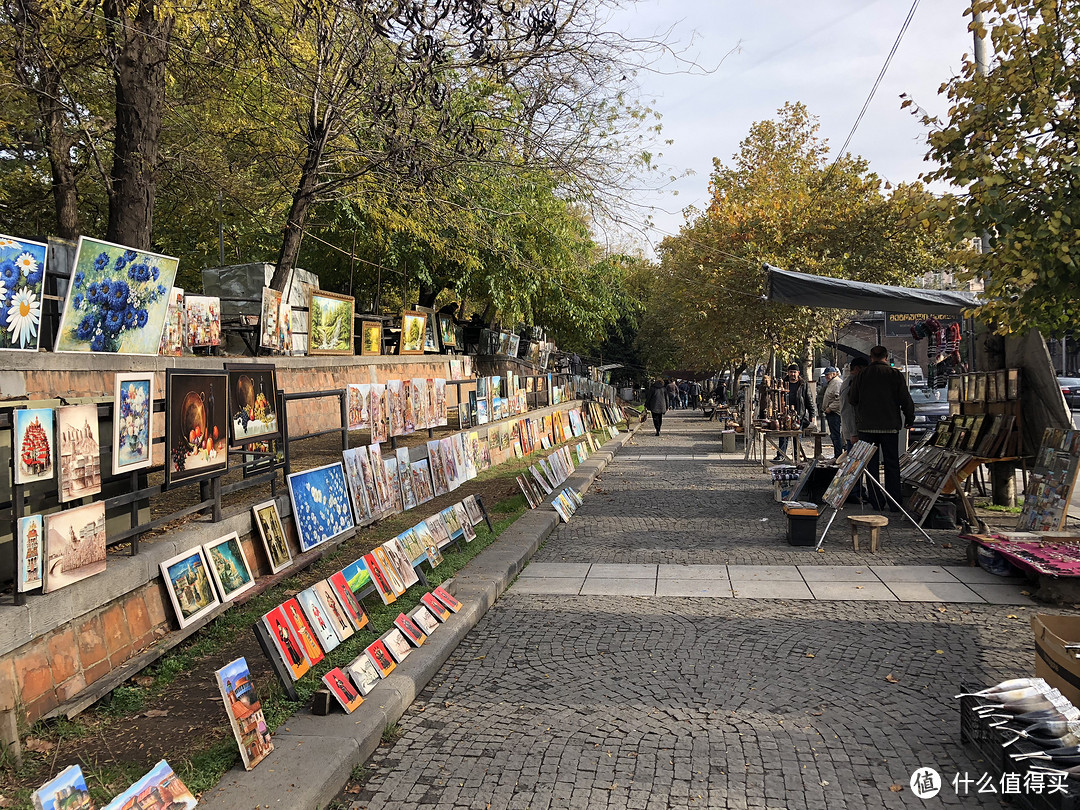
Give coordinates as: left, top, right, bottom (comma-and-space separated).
815, 441, 936, 549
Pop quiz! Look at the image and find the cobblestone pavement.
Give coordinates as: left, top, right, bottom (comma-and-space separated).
344, 411, 1056, 810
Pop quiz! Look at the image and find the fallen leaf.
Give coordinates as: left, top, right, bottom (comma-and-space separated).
24, 738, 54, 753
347, 786, 361, 794
855, 586, 864, 590
890, 784, 904, 792
937, 607, 947, 613
1021, 591, 1030, 596
885, 674, 900, 684
144, 709, 169, 718
820, 780, 830, 787
1007, 614, 1019, 619
134, 675, 154, 688
805, 653, 815, 658
935, 650, 944, 655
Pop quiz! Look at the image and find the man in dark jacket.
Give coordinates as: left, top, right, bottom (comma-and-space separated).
665, 379, 679, 410
849, 346, 915, 511
774, 364, 816, 462
645, 379, 669, 435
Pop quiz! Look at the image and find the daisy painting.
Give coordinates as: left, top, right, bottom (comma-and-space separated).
286, 462, 355, 551
0, 233, 47, 351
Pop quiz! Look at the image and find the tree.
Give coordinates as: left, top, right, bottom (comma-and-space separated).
640, 102, 957, 375
912, 0, 1080, 335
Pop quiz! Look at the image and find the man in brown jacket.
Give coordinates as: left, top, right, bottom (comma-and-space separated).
849, 346, 914, 511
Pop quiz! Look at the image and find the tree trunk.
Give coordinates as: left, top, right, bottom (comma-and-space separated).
104, 0, 172, 249
42, 79, 79, 239
270, 141, 323, 291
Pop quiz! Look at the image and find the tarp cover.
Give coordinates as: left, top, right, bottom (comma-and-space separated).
766, 265, 978, 315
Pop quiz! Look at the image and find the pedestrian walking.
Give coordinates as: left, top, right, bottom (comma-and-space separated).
773, 364, 816, 461
840, 357, 869, 452
849, 346, 914, 511
819, 366, 843, 457
689, 380, 702, 410
679, 380, 690, 409
644, 379, 669, 435
665, 379, 678, 410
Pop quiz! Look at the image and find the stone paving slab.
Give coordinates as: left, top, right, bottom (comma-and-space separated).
967, 583, 1038, 605
728, 564, 805, 580
730, 579, 815, 599
945, 565, 1025, 585
519, 562, 593, 578
807, 581, 897, 601
588, 562, 657, 579
657, 563, 729, 580
578, 577, 656, 596
872, 565, 960, 583
798, 565, 879, 582
510, 577, 585, 595
655, 579, 733, 598
887, 581, 986, 603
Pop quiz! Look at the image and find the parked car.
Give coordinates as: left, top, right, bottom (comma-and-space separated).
908, 386, 950, 438
1058, 376, 1080, 410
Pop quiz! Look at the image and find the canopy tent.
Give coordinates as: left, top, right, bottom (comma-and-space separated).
765, 264, 978, 315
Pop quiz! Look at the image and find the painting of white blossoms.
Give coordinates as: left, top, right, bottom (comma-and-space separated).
55, 236, 179, 355
286, 462, 355, 551
0, 234, 48, 351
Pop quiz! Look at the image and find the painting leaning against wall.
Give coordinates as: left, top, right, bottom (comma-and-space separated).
0, 233, 48, 351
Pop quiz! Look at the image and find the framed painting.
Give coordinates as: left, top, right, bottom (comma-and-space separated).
160, 545, 220, 628
17, 514, 43, 591
214, 657, 274, 770
340, 557, 372, 596
43, 501, 107, 593
226, 363, 280, 448
54, 237, 179, 355
184, 295, 221, 347
329, 570, 369, 630
296, 586, 341, 654
282, 597, 325, 665
259, 287, 282, 350
0, 233, 48, 351
417, 306, 440, 352
15, 407, 53, 484
312, 579, 355, 642
204, 531, 256, 602
287, 461, 355, 551
381, 627, 412, 663
165, 368, 229, 488
437, 312, 457, 347
323, 667, 364, 713
32, 765, 90, 810
57, 403, 101, 502
399, 310, 426, 355
262, 604, 311, 681
252, 499, 292, 573
158, 286, 185, 356
308, 289, 355, 355
347, 653, 382, 696
360, 320, 382, 356
113, 372, 154, 475
365, 639, 397, 678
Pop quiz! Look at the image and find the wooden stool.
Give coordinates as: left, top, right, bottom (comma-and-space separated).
848, 514, 888, 551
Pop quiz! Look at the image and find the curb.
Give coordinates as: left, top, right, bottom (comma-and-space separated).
199, 421, 643, 810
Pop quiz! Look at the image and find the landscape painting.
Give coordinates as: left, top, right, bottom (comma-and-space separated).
204, 531, 256, 602
341, 558, 372, 596
31, 764, 90, 810
113, 371, 154, 475
165, 368, 229, 487
226, 363, 280, 448
287, 462, 355, 551
55, 236, 179, 355
43, 501, 107, 593
15, 407, 53, 484
57, 403, 101, 502
100, 759, 196, 810
418, 306, 440, 352
160, 545, 219, 627
399, 310, 426, 355
0, 233, 47, 351
361, 320, 382, 356
308, 289, 354, 355
214, 656, 274, 770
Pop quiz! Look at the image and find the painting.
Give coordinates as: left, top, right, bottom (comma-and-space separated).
347, 653, 382, 696
399, 310, 426, 355
17, 514, 43, 591
454, 502, 476, 541
409, 378, 429, 431
347, 383, 369, 430
383, 536, 419, 587
160, 545, 218, 626
372, 546, 407, 595
426, 439, 449, 496
464, 495, 484, 526
101, 760, 196, 810
0, 233, 47, 351
308, 289, 354, 355
410, 605, 440, 636
342, 447, 374, 522
396, 448, 417, 510
365, 639, 397, 678
282, 596, 325, 665
165, 368, 228, 487
329, 570, 369, 630
43, 503, 105, 595
369, 443, 394, 514
297, 586, 341, 653
421, 591, 451, 621
286, 462, 355, 551
113, 372, 154, 476
57, 404, 101, 502
31, 764, 90, 810
204, 531, 256, 602
323, 667, 364, 713
387, 379, 407, 437
381, 627, 412, 663
214, 657, 274, 770
226, 363, 280, 448
312, 579, 355, 642
278, 301, 294, 354
418, 306, 440, 352
437, 312, 457, 348
252, 499, 292, 574
370, 383, 389, 442
15, 407, 53, 484
411, 458, 435, 504
440, 436, 462, 490
432, 585, 463, 613
262, 604, 310, 680
394, 612, 427, 646
384, 456, 404, 513
158, 286, 185, 356
341, 557, 372, 596
260, 286, 282, 349
360, 320, 382, 356
184, 295, 221, 347
363, 551, 397, 605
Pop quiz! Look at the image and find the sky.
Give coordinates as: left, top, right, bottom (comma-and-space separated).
605, 0, 976, 256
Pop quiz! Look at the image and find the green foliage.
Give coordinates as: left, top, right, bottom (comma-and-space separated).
914, 0, 1080, 335
639, 102, 958, 373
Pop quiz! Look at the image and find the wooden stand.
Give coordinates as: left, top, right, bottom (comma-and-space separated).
848, 514, 888, 551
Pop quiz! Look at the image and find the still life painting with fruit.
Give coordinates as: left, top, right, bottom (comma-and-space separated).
166, 369, 229, 486
226, 364, 280, 448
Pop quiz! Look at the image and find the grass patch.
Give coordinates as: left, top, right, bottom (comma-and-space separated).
98, 685, 146, 718
381, 723, 403, 744
983, 504, 1023, 514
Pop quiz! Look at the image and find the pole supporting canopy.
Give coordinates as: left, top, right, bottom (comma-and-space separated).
764, 264, 978, 315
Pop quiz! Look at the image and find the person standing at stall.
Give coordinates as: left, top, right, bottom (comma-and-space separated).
773, 364, 816, 462
840, 357, 869, 451
645, 379, 669, 436
820, 366, 843, 457
849, 346, 914, 511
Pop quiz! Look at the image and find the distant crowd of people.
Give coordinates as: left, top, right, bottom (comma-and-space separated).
642, 378, 707, 435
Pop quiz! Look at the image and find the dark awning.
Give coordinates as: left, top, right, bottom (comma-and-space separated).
765, 264, 978, 315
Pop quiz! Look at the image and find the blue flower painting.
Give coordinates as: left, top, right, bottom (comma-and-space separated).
287, 462, 355, 551
54, 236, 179, 355
0, 233, 48, 351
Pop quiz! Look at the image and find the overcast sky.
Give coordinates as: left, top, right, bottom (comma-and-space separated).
605, 0, 976, 256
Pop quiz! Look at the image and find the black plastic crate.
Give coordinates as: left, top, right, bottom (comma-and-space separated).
960, 694, 1013, 780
